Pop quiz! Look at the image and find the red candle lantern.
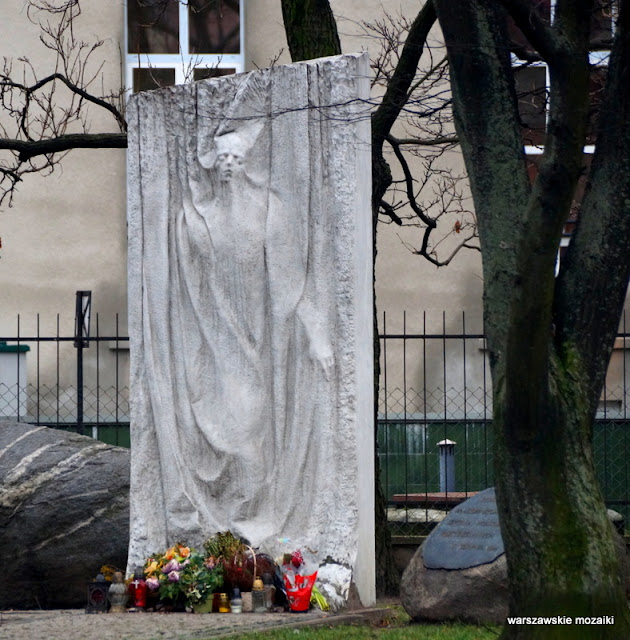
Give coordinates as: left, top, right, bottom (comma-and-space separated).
127, 570, 148, 610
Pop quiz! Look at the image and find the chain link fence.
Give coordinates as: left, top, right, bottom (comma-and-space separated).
0, 382, 130, 446
378, 311, 630, 537
2, 311, 628, 537
0, 314, 130, 447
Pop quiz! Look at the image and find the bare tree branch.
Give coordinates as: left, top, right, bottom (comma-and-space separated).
365, 2, 477, 265
386, 133, 435, 229
389, 134, 458, 146
0, 0, 127, 206
379, 199, 403, 225
371, 1, 437, 159
0, 132, 127, 162
1, 72, 126, 132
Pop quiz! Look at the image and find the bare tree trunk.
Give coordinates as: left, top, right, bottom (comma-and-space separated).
433, 0, 630, 636
280, 0, 341, 62
493, 370, 629, 639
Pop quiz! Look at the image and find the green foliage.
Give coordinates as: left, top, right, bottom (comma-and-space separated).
176, 551, 224, 606
204, 530, 248, 560
203, 530, 263, 592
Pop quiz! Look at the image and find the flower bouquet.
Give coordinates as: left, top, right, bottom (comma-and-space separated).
144, 543, 224, 610
203, 531, 276, 593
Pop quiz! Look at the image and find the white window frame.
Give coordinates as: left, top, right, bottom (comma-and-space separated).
513, 2, 615, 157
124, 0, 245, 94
519, 52, 609, 158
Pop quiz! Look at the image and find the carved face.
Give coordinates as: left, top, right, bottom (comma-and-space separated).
215, 151, 244, 182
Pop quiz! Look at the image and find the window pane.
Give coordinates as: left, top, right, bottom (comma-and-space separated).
508, 0, 551, 59
591, 0, 614, 49
133, 67, 176, 93
514, 66, 547, 146
193, 67, 237, 81
189, 0, 240, 54
128, 0, 179, 54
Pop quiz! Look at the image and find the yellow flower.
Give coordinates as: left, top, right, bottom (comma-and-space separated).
165, 546, 178, 560
145, 560, 159, 575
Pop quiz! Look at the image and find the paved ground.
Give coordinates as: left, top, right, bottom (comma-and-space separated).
0, 606, 391, 640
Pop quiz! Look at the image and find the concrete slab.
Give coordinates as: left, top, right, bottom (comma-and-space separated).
0, 607, 393, 640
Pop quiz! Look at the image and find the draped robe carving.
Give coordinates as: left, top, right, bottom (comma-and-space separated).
127, 55, 375, 604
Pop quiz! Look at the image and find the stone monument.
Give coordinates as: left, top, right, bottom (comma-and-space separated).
422, 488, 504, 570
126, 54, 374, 604
401, 488, 509, 623
401, 488, 630, 623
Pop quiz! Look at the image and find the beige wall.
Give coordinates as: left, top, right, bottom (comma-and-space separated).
0, 1, 128, 416
0, 0, 127, 329
0, 1, 625, 418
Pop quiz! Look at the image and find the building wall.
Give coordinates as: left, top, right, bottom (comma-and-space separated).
0, 1, 128, 417
0, 1, 626, 419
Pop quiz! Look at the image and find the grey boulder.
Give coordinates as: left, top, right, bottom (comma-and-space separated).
0, 421, 130, 608
401, 545, 509, 624
401, 517, 629, 624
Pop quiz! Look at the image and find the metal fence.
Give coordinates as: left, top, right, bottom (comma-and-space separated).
0, 314, 130, 447
2, 310, 629, 535
378, 311, 630, 536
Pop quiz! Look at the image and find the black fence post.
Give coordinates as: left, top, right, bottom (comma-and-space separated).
74, 291, 92, 436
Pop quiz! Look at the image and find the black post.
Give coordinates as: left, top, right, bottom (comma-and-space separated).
76, 341, 84, 435
74, 291, 92, 436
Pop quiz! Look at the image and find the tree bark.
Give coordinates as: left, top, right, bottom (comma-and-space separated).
493, 364, 630, 639
434, 0, 630, 636
280, 0, 341, 62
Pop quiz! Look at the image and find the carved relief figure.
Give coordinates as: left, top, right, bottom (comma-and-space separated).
128, 56, 374, 603
165, 122, 334, 543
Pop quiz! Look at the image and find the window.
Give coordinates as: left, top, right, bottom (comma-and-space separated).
508, 1, 614, 56
514, 65, 548, 146
510, 1, 616, 152
126, 0, 244, 93
511, 1, 616, 269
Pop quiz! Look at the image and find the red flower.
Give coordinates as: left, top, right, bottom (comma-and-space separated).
291, 550, 304, 568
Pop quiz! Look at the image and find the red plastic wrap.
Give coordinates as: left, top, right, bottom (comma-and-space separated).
283, 571, 317, 613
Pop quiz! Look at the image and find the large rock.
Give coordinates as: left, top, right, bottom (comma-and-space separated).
0, 421, 130, 608
401, 488, 630, 624
402, 548, 509, 624
401, 488, 508, 624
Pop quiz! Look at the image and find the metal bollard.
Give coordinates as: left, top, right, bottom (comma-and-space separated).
438, 439, 456, 493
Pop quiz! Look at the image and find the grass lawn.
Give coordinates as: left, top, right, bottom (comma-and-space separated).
226, 607, 500, 640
